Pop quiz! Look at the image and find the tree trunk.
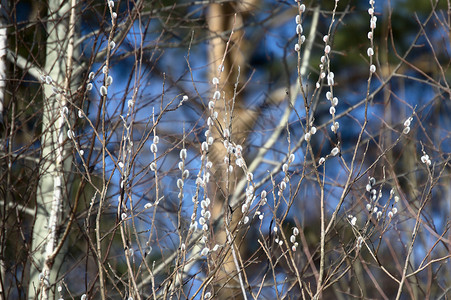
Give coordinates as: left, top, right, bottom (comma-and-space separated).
29, 0, 79, 298
206, 1, 259, 298
0, 0, 7, 296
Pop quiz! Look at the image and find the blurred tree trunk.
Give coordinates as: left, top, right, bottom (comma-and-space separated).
206, 1, 259, 298
0, 0, 6, 117
29, 0, 79, 298
0, 0, 7, 296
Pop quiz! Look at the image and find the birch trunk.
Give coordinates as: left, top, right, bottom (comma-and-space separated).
29, 0, 79, 298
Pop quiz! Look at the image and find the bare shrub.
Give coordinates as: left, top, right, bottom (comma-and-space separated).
1, 0, 450, 299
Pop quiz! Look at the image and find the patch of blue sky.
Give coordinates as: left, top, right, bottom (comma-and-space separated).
183, 261, 210, 298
